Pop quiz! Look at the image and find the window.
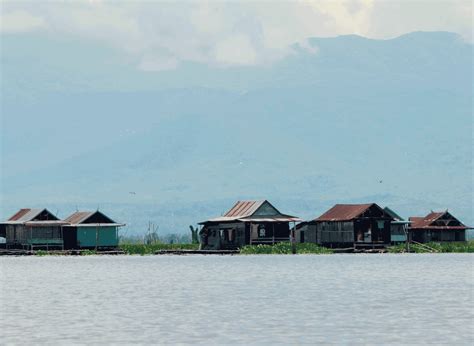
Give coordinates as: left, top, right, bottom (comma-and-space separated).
259, 226, 266, 237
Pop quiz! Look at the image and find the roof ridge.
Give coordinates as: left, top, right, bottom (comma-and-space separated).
7, 208, 45, 222
315, 203, 383, 221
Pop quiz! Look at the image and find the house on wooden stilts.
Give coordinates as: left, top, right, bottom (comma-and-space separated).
62, 211, 124, 250
384, 207, 410, 244
198, 200, 301, 250
408, 211, 471, 243
0, 208, 67, 250
302, 203, 393, 249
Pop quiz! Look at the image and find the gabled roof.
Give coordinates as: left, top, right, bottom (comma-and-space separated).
64, 211, 115, 225
200, 200, 301, 224
409, 212, 444, 228
315, 203, 390, 222
384, 207, 404, 221
64, 211, 96, 224
8, 208, 44, 222
3, 208, 59, 224
409, 211, 470, 230
224, 200, 267, 218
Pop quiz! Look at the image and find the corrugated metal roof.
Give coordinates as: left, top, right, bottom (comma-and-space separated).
224, 201, 266, 218
409, 211, 470, 229
411, 212, 446, 228
384, 207, 404, 221
64, 211, 96, 225
239, 217, 302, 222
72, 223, 125, 227
63, 211, 119, 226
8, 208, 43, 222
200, 200, 299, 224
409, 217, 425, 227
204, 216, 241, 223
315, 204, 377, 221
409, 213, 443, 228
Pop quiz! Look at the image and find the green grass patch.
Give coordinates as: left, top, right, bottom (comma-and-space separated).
240, 242, 333, 254
80, 249, 97, 256
388, 241, 474, 253
119, 243, 199, 255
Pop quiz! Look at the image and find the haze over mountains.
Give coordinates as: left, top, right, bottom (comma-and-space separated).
1, 31, 472, 234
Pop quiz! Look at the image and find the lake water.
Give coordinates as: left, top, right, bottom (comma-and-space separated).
1, 254, 473, 344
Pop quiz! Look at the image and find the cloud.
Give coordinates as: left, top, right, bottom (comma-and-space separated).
214, 34, 258, 66
0, 0, 471, 70
0, 10, 46, 33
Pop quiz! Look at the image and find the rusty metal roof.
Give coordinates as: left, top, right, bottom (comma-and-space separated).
204, 216, 301, 223
239, 217, 301, 222
409, 212, 444, 228
200, 200, 300, 224
63, 211, 120, 226
7, 208, 44, 222
224, 201, 266, 218
315, 203, 383, 221
409, 211, 470, 229
2, 208, 60, 225
64, 211, 95, 225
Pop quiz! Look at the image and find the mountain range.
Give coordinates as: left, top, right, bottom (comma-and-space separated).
1, 31, 472, 234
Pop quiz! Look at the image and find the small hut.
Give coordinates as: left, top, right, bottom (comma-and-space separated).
303, 203, 393, 249
384, 207, 410, 244
0, 208, 67, 249
199, 200, 301, 250
408, 211, 471, 243
62, 211, 124, 250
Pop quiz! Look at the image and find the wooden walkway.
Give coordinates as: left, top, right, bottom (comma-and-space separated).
155, 249, 240, 255
0, 249, 125, 256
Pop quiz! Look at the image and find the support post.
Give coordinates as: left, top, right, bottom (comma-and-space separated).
291, 222, 296, 254
95, 225, 98, 252
250, 223, 253, 245
272, 223, 275, 245
405, 225, 411, 253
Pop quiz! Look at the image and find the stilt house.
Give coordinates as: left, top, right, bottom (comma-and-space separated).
199, 200, 301, 250
384, 207, 410, 244
303, 203, 393, 249
62, 211, 124, 249
0, 208, 67, 249
408, 211, 471, 242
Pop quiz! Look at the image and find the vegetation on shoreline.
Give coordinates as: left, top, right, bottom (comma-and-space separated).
31, 249, 98, 256
19, 241, 474, 256
119, 243, 199, 255
240, 242, 333, 254
388, 241, 474, 253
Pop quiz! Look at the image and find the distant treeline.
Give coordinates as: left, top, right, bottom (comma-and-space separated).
119, 233, 192, 245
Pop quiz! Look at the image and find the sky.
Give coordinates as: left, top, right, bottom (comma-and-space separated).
0, 1, 472, 231
1, 0, 472, 71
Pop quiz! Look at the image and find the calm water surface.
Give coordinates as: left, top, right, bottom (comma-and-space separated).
1, 254, 473, 344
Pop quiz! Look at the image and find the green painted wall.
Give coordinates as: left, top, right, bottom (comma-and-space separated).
77, 226, 118, 247
391, 235, 407, 242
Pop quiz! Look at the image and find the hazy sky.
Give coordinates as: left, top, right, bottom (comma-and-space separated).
1, 0, 472, 70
